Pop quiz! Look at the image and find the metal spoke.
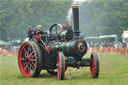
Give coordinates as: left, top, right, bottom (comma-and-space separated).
31, 62, 36, 67
30, 63, 35, 70
30, 59, 35, 61
24, 62, 27, 65
24, 63, 28, 71
32, 53, 36, 58
24, 48, 27, 54
29, 51, 34, 57
28, 46, 31, 54
24, 52, 27, 58
24, 48, 28, 58
28, 64, 31, 72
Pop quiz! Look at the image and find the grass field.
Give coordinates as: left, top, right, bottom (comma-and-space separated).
0, 54, 128, 85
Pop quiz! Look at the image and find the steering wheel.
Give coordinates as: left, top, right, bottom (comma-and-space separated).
49, 24, 63, 34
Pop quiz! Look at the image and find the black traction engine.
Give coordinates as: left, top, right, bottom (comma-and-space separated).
18, 4, 100, 80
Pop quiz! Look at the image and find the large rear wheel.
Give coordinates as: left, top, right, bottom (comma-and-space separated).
18, 41, 42, 77
90, 52, 100, 78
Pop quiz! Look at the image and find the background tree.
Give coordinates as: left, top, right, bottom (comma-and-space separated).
79, 0, 128, 39
0, 0, 128, 42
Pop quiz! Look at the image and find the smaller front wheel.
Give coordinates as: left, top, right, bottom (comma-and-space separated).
57, 52, 65, 80
90, 52, 100, 78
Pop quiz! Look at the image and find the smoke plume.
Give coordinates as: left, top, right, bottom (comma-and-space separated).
66, 0, 91, 24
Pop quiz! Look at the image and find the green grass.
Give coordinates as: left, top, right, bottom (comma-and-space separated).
0, 54, 128, 85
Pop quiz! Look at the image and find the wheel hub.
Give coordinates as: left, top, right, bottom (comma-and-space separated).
24, 57, 29, 62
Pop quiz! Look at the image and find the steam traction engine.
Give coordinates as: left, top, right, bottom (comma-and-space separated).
18, 4, 100, 80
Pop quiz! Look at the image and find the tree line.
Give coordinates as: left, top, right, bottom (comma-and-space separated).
79, 0, 128, 40
0, 0, 128, 42
0, 0, 71, 41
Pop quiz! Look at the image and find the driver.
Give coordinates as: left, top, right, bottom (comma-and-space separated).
35, 25, 43, 34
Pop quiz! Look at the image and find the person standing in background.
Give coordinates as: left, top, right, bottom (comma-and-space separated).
126, 41, 128, 55
118, 42, 123, 48
127, 41, 128, 48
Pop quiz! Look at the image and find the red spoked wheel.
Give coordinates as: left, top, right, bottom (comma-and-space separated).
18, 41, 42, 77
57, 52, 65, 80
90, 52, 100, 78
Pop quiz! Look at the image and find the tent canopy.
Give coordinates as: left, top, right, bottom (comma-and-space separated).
0, 40, 11, 45
99, 35, 117, 39
84, 36, 99, 40
85, 35, 117, 40
84, 34, 118, 43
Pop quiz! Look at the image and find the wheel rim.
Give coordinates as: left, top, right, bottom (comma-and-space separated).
57, 54, 61, 78
90, 53, 96, 77
18, 42, 37, 77
57, 52, 65, 80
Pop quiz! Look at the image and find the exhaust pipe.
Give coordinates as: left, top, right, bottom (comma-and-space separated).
72, 4, 80, 37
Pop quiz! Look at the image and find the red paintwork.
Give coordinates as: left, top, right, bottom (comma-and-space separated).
57, 53, 61, 78
57, 52, 65, 79
90, 53, 96, 77
62, 26, 72, 31
62, 26, 66, 30
45, 46, 51, 53
34, 34, 41, 41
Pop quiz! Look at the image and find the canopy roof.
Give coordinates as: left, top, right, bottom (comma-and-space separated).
99, 35, 117, 39
0, 40, 11, 45
84, 36, 99, 40
84, 35, 118, 40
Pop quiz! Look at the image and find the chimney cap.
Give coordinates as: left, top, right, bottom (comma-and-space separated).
72, 4, 80, 8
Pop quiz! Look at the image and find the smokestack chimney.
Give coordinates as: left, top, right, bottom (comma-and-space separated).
72, 4, 80, 37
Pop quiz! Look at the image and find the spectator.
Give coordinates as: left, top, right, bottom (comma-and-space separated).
103, 41, 107, 47
114, 41, 118, 48
90, 42, 94, 48
0, 48, 2, 55
126, 41, 128, 55
127, 41, 128, 48
122, 42, 127, 48
118, 42, 123, 48
95, 42, 99, 48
